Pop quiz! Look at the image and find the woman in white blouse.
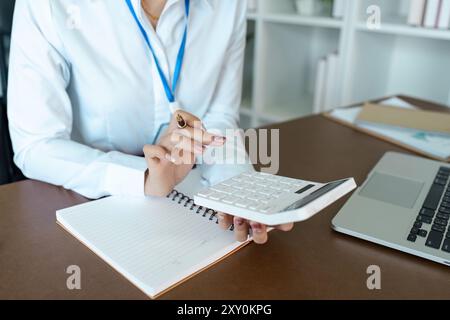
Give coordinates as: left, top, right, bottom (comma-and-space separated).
7, 0, 293, 243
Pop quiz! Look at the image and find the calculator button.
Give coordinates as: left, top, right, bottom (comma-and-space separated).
235, 200, 248, 208
221, 180, 234, 187
209, 192, 226, 201
251, 187, 263, 193
211, 185, 232, 194
259, 189, 273, 196
247, 194, 260, 201
259, 205, 273, 213
222, 196, 237, 204
198, 189, 215, 197
271, 191, 284, 198
248, 203, 260, 210
229, 188, 242, 195
241, 183, 254, 189
235, 191, 251, 199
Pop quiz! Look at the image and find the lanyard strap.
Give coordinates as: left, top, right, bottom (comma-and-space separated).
125, 0, 190, 103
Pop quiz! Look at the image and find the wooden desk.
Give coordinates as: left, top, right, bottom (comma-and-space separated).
1, 97, 450, 299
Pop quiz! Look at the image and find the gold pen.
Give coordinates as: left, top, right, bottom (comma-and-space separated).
176, 113, 187, 129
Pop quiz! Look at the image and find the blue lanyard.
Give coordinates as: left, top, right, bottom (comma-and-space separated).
125, 0, 190, 104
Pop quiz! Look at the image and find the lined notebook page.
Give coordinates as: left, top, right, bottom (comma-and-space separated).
57, 196, 246, 298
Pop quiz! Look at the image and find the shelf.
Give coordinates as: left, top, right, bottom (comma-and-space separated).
262, 14, 343, 29
356, 22, 450, 41
242, 1, 450, 127
247, 12, 259, 21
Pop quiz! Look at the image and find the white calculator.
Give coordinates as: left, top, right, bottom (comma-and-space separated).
194, 171, 357, 226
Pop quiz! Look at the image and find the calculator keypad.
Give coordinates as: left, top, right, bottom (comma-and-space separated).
197, 172, 316, 214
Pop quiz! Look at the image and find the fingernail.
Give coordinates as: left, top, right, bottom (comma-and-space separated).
165, 154, 176, 163
235, 218, 245, 226
214, 136, 226, 142
251, 223, 263, 233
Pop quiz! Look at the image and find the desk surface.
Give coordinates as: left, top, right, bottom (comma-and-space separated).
1, 97, 450, 299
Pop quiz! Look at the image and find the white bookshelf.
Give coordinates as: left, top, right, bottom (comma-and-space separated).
241, 0, 450, 128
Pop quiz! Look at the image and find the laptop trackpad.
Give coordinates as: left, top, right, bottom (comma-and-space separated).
360, 173, 424, 209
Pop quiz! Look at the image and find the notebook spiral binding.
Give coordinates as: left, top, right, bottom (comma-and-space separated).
167, 190, 219, 224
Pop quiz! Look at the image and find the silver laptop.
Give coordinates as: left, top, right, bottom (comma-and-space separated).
333, 152, 450, 266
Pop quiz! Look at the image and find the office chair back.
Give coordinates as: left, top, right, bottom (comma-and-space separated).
0, 0, 15, 33
0, 0, 21, 185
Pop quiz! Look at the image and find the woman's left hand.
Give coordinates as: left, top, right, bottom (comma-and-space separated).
217, 213, 294, 244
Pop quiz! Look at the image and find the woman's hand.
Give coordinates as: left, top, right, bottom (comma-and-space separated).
158, 110, 225, 163
143, 111, 226, 197
143, 144, 193, 197
217, 213, 294, 244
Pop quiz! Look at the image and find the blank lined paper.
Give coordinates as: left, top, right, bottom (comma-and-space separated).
57, 195, 247, 298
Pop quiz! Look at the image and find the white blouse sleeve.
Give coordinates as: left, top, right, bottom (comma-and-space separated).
8, 0, 147, 199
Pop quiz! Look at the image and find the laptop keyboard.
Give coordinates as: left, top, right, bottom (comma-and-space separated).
408, 167, 450, 253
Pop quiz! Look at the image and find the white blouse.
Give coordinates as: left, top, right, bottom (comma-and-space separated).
8, 0, 252, 199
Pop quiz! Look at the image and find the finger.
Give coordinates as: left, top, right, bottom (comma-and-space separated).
174, 127, 226, 147
234, 217, 249, 243
218, 212, 233, 230
172, 136, 205, 155
143, 145, 169, 165
275, 223, 294, 232
250, 222, 268, 245
166, 147, 196, 166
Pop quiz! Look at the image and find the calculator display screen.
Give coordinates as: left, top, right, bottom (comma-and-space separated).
282, 179, 348, 212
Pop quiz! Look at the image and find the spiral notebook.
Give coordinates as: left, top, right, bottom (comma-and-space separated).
56, 172, 250, 299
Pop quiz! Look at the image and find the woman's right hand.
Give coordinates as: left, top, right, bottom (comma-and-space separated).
143, 111, 226, 197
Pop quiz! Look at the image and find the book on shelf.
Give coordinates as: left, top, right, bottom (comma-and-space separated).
438, 0, 450, 29
295, 0, 317, 16
313, 52, 340, 113
313, 57, 327, 114
332, 0, 345, 19
323, 52, 339, 112
247, 0, 258, 13
423, 0, 442, 28
408, 0, 427, 26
